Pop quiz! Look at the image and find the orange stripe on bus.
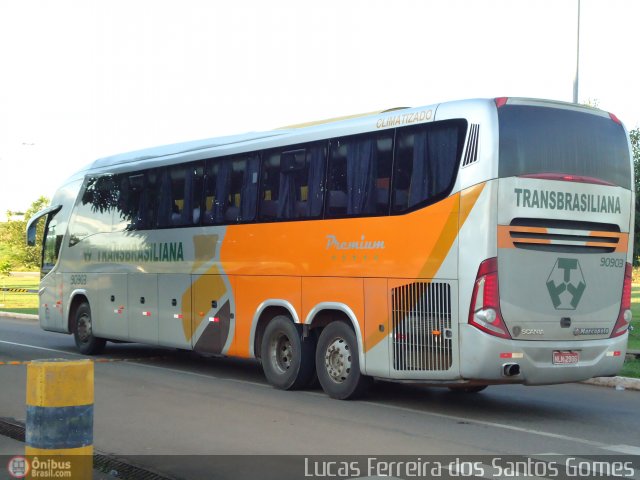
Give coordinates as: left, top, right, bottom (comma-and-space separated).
497, 225, 549, 249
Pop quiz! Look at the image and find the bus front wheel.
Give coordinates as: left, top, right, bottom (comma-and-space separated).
260, 315, 315, 390
316, 321, 372, 400
73, 302, 106, 355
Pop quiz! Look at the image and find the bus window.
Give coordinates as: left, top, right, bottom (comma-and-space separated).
259, 142, 326, 221
259, 151, 281, 220
157, 162, 204, 228
114, 171, 159, 230
392, 120, 465, 213
326, 132, 392, 217
203, 155, 259, 224
235, 154, 259, 222
202, 160, 224, 225
42, 212, 61, 274
68, 175, 119, 246
498, 105, 631, 188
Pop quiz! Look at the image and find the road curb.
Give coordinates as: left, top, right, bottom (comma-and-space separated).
0, 311, 38, 320
582, 376, 640, 391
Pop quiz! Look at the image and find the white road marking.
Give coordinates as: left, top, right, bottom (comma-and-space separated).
602, 444, 640, 455
0, 339, 83, 356
360, 400, 640, 454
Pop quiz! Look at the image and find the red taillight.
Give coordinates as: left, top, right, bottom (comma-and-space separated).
495, 97, 508, 108
611, 263, 632, 338
609, 112, 622, 125
468, 257, 511, 339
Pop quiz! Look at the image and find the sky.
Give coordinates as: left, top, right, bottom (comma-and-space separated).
1, 0, 639, 220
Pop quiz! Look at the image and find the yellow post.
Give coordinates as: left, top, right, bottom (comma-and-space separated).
25, 359, 94, 479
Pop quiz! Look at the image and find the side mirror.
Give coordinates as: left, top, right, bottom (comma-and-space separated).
27, 223, 37, 246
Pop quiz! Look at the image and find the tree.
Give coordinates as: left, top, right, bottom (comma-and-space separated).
0, 196, 49, 270
631, 127, 640, 266
0, 259, 11, 277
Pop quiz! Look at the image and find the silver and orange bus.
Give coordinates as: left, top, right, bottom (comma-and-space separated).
27, 97, 634, 399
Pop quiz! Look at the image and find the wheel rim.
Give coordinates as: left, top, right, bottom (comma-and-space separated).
76, 313, 92, 344
269, 331, 293, 374
324, 337, 352, 384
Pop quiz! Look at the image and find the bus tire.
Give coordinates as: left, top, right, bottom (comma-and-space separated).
316, 321, 372, 400
261, 315, 315, 390
73, 302, 106, 355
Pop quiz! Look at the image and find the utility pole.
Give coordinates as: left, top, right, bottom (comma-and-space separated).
573, 0, 581, 103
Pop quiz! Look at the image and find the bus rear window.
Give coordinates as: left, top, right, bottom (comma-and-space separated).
498, 105, 631, 189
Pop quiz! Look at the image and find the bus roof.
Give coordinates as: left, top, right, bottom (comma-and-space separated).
79, 97, 616, 177
84, 106, 430, 175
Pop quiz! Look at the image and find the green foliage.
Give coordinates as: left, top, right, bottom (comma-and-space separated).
631, 128, 640, 266
0, 196, 49, 270
0, 259, 11, 277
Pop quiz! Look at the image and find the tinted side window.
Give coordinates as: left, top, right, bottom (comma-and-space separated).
259, 142, 326, 221
202, 154, 259, 224
113, 171, 158, 230
42, 211, 61, 272
326, 132, 393, 217
392, 120, 466, 213
157, 162, 204, 228
42, 179, 82, 267
68, 175, 119, 246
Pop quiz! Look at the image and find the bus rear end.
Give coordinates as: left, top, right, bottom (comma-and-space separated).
462, 98, 633, 385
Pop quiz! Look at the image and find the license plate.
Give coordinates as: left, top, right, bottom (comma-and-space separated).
553, 351, 579, 365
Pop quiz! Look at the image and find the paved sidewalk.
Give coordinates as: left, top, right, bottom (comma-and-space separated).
583, 375, 640, 391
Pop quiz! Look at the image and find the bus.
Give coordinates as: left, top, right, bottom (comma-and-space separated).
27, 97, 634, 399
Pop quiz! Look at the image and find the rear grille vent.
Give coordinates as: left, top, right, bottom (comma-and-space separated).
501, 218, 625, 254
391, 282, 452, 371
462, 124, 480, 166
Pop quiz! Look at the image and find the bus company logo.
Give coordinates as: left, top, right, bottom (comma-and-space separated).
546, 258, 586, 310
7, 456, 29, 478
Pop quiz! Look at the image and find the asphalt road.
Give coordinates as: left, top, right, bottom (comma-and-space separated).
1, 316, 639, 479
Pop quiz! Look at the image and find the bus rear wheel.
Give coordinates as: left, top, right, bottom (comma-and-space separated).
73, 302, 106, 355
260, 315, 315, 390
316, 321, 372, 400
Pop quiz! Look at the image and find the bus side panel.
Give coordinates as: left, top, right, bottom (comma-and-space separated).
457, 181, 498, 377
128, 273, 159, 344
39, 272, 64, 332
192, 274, 235, 355
158, 273, 192, 349
94, 273, 128, 340
232, 275, 302, 358
363, 278, 390, 378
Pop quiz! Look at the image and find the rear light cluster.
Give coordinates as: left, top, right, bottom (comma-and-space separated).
494, 97, 508, 108
609, 112, 622, 125
611, 263, 633, 338
468, 257, 511, 339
